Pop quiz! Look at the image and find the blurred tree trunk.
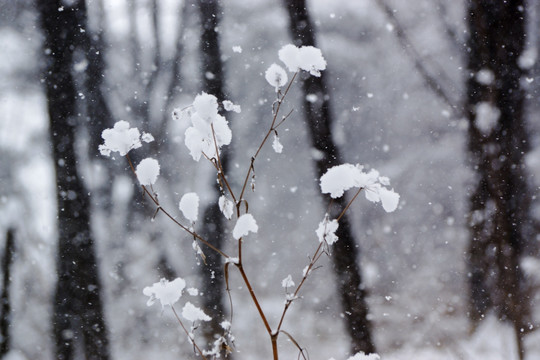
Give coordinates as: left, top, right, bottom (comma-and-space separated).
197, 0, 231, 350
283, 0, 376, 354
37, 1, 110, 359
465, 1, 533, 358
0, 229, 15, 357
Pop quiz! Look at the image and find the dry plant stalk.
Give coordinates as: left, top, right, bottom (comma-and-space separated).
98, 44, 396, 360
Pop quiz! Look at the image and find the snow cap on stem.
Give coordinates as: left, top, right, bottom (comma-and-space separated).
278, 44, 327, 76
232, 213, 258, 239
179, 192, 200, 223
99, 120, 143, 157
320, 163, 400, 212
182, 92, 232, 162
136, 158, 160, 186
143, 278, 186, 309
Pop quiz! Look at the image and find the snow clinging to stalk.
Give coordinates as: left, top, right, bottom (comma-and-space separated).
182, 301, 211, 322
99, 120, 143, 157
265, 63, 288, 91
143, 278, 186, 309
316, 215, 339, 245
320, 163, 400, 212
136, 158, 160, 186
181, 92, 232, 162
232, 213, 259, 240
179, 192, 200, 223
278, 44, 327, 76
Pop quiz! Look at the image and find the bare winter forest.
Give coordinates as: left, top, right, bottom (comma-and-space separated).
1, 0, 540, 359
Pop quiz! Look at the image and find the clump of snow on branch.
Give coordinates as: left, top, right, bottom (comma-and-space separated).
220, 320, 231, 331
320, 163, 364, 198
179, 192, 199, 223
272, 134, 283, 153
143, 278, 186, 309
99, 120, 142, 156
181, 92, 232, 161
316, 215, 339, 245
232, 213, 258, 240
187, 287, 199, 296
281, 274, 295, 289
320, 163, 400, 212
135, 158, 160, 186
141, 132, 154, 143
278, 44, 327, 76
223, 100, 241, 113
182, 301, 211, 322
265, 63, 288, 91
219, 195, 234, 220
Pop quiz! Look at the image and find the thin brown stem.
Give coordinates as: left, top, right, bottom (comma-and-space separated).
125, 154, 229, 258
235, 263, 273, 336
271, 335, 279, 360
336, 187, 363, 222
274, 108, 294, 130
275, 187, 364, 335
171, 306, 208, 360
275, 242, 324, 333
209, 123, 238, 204
238, 72, 298, 201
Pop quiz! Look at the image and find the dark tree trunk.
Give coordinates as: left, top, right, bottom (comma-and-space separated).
0, 229, 15, 357
465, 1, 532, 358
283, 0, 375, 354
197, 0, 230, 349
37, 2, 110, 359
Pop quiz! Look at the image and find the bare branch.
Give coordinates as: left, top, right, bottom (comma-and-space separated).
375, 0, 463, 118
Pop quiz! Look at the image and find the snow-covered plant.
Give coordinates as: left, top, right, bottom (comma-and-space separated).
99, 44, 393, 360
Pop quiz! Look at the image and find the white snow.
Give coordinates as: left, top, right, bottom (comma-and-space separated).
265, 63, 288, 91
316, 215, 339, 245
193, 91, 219, 119
320, 163, 364, 198
320, 164, 400, 212
272, 134, 283, 153
281, 274, 295, 288
179, 192, 199, 223
187, 287, 199, 296
99, 120, 142, 157
278, 44, 327, 76
232, 45, 242, 53
182, 301, 211, 322
232, 213, 258, 240
225, 257, 239, 264
223, 100, 241, 113
135, 158, 160, 186
141, 132, 154, 143
330, 354, 374, 360
218, 195, 234, 220
182, 92, 232, 161
377, 187, 400, 213
220, 320, 231, 330
278, 44, 300, 72
346, 352, 380, 360
143, 277, 186, 309
474, 101, 500, 134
